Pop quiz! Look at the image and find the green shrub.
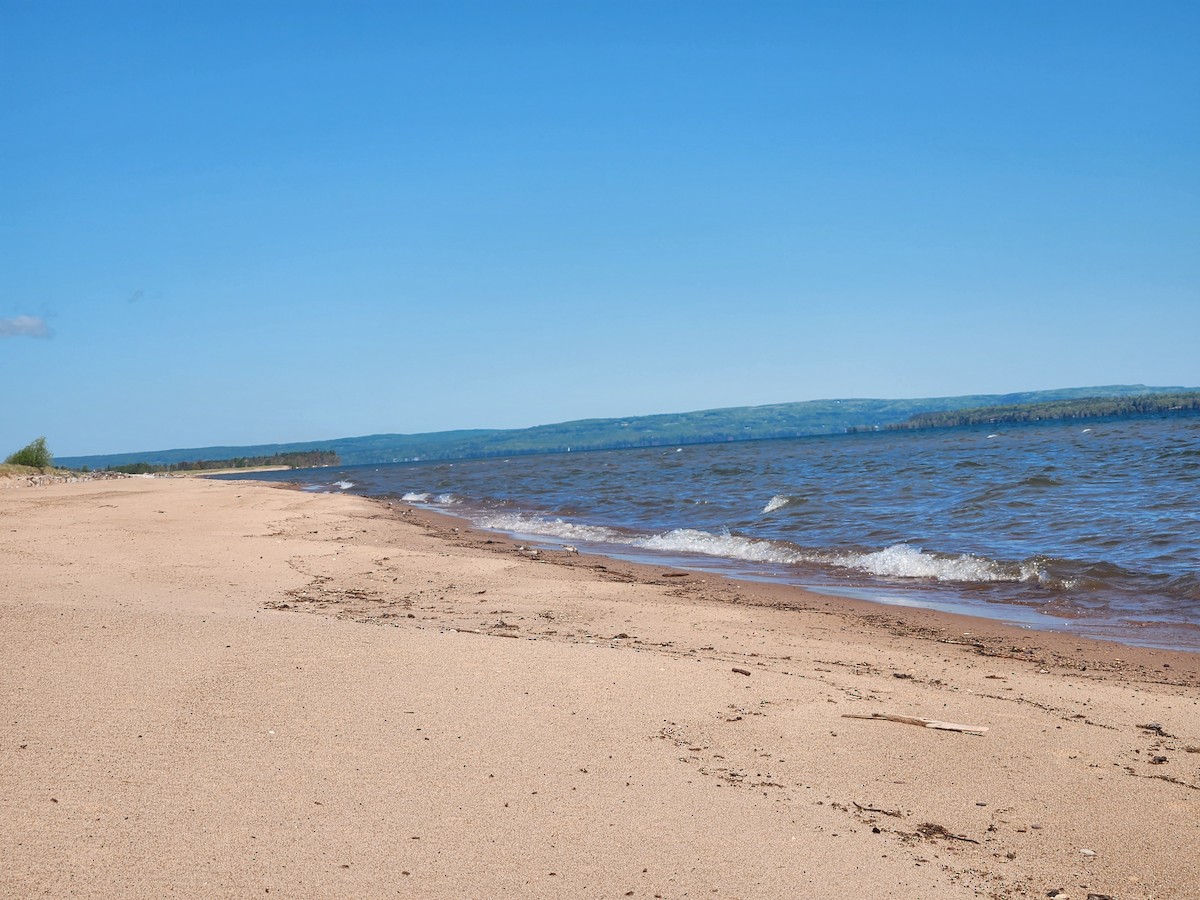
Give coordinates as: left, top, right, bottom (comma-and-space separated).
5, 436, 53, 469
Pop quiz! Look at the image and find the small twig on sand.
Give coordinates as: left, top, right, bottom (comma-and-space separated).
853, 802, 903, 818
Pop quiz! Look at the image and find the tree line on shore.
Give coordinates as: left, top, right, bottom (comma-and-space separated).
3, 438, 340, 476
869, 392, 1200, 431
98, 450, 340, 474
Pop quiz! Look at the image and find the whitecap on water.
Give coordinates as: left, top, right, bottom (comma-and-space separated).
473, 512, 624, 544
833, 544, 1015, 582
636, 528, 801, 564
762, 495, 791, 514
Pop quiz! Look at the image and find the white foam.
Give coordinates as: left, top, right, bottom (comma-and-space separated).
401, 491, 459, 505
835, 544, 1014, 582
1016, 559, 1070, 587
635, 528, 802, 565
632, 532, 1030, 585
473, 512, 624, 544
334, 480, 355, 490
763, 495, 790, 514
470, 509, 1033, 588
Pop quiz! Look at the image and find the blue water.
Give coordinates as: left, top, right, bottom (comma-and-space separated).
223, 414, 1200, 650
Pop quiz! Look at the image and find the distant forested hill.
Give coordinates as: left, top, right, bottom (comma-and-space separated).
880, 391, 1200, 431
57, 384, 1195, 470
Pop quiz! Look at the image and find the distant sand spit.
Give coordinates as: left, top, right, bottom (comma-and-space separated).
2, 478, 1197, 899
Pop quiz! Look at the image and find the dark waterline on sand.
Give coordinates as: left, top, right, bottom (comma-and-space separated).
221, 414, 1200, 651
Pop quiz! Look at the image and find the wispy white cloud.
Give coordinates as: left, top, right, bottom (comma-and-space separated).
0, 315, 52, 338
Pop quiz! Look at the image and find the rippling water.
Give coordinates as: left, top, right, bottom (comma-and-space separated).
225, 414, 1200, 650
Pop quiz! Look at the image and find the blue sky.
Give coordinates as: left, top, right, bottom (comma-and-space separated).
3, 1, 1197, 456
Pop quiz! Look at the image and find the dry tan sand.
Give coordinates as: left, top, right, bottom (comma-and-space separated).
2, 477, 1197, 899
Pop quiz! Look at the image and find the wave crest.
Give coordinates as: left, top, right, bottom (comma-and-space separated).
836, 544, 1017, 582
474, 512, 624, 544
467, 513, 1047, 588
763, 495, 791, 513
401, 491, 460, 505
637, 528, 802, 564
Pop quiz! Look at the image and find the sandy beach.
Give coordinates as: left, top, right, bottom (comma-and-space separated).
2, 476, 1197, 899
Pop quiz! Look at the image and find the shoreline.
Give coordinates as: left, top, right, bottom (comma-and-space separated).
249, 463, 1200, 655
394, 498, 1200, 679
411, 506, 1200, 656
3, 476, 1198, 899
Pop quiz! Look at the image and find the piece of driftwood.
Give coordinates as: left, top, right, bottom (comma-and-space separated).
842, 712, 988, 736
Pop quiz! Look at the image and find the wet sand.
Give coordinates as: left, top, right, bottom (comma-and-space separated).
2, 477, 1197, 898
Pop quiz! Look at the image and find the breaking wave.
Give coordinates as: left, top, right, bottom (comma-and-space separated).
468, 511, 1046, 586
835, 544, 1022, 583
762, 494, 793, 513
401, 491, 460, 504
637, 528, 801, 564
473, 512, 625, 544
